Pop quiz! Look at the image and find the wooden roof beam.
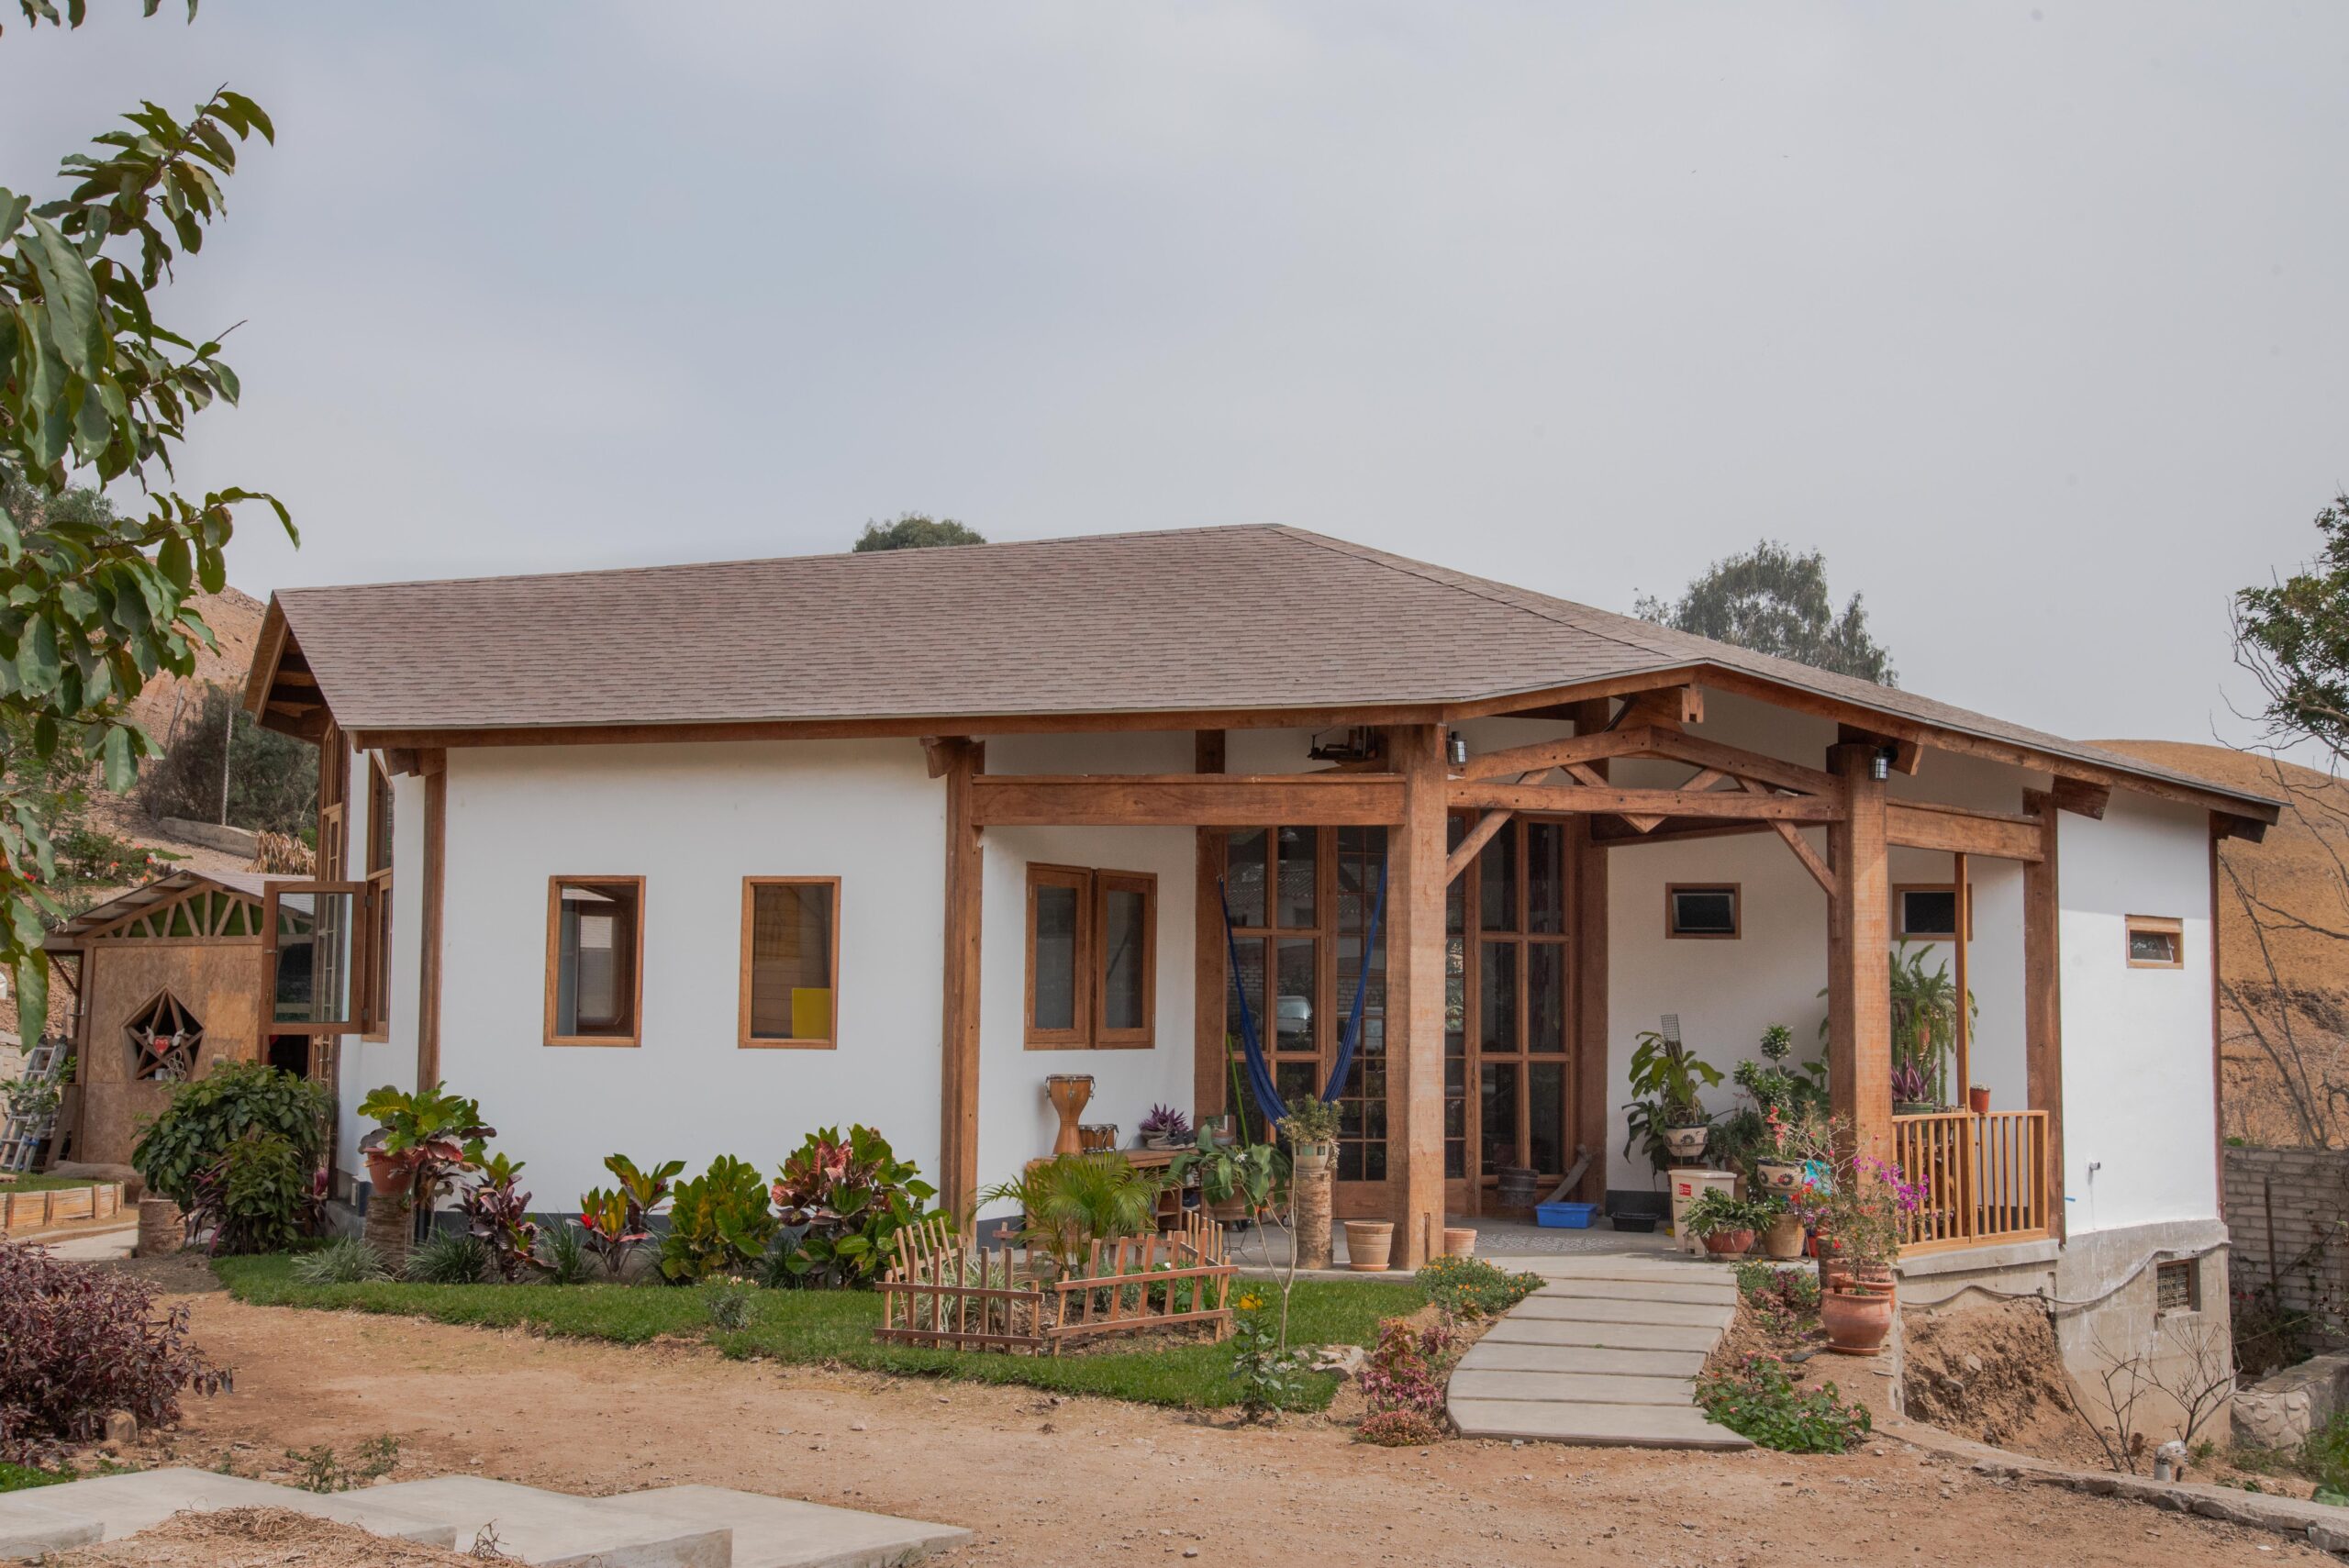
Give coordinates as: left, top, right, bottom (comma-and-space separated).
1455, 726, 1663, 782
2052, 776, 2110, 819
1450, 779, 1841, 821
970, 772, 1404, 828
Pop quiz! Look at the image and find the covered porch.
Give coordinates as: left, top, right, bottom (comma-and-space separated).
931, 676, 2220, 1271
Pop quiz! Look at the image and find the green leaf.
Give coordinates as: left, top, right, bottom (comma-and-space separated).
157, 533, 192, 590
20, 214, 103, 377
11, 952, 46, 1040
100, 724, 136, 792
15, 614, 59, 695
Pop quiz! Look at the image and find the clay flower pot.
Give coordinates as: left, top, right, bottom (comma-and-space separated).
1754, 1160, 1802, 1194
1343, 1219, 1395, 1272
1763, 1211, 1806, 1260
364, 1147, 415, 1200
1663, 1125, 1711, 1161
1443, 1227, 1477, 1258
1820, 1284, 1896, 1355
1700, 1229, 1755, 1258
1967, 1085, 1992, 1116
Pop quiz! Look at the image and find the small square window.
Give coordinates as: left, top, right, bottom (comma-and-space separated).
1896, 884, 1970, 941
2155, 1259, 2199, 1314
1666, 884, 1740, 940
2126, 916, 2184, 969
547, 877, 644, 1045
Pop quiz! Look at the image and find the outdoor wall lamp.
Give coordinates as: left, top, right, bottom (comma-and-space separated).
1870, 746, 1894, 782
1446, 730, 1469, 767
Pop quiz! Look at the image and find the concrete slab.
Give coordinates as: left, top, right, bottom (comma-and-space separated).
1505, 1296, 1734, 1329
367, 1477, 728, 1568
0, 1496, 104, 1561
1534, 1278, 1737, 1306
1455, 1340, 1708, 1378
0, 1470, 462, 1554
1448, 1368, 1696, 1406
1449, 1397, 1752, 1449
1477, 1317, 1722, 1352
599, 1484, 971, 1568
1512, 1258, 1732, 1282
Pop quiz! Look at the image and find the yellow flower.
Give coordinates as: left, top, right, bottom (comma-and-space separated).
1236, 1291, 1263, 1311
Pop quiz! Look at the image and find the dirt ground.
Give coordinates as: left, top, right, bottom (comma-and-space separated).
50, 1508, 481, 1568
66, 1287, 2318, 1568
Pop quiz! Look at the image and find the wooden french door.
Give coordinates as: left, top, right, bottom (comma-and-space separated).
1222, 826, 1391, 1217
1446, 813, 1576, 1215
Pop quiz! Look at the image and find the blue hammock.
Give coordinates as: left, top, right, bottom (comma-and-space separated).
1219, 860, 1390, 1129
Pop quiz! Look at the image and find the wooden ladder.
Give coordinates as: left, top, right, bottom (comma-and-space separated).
0, 1037, 68, 1174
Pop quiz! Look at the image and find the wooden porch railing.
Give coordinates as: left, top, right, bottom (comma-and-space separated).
1889, 1109, 2050, 1256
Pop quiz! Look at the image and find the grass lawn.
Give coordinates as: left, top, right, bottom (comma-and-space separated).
215, 1255, 1423, 1411
0, 1462, 68, 1493
0, 1173, 101, 1193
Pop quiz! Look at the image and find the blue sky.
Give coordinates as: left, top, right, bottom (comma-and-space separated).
5, 4, 2343, 747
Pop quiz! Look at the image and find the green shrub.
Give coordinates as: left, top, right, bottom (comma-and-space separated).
187, 1129, 314, 1254
1732, 1261, 1821, 1322
292, 1239, 388, 1286
131, 1062, 329, 1209
538, 1220, 593, 1285
660, 1156, 775, 1284
768, 1126, 940, 1288
703, 1281, 757, 1329
2302, 1407, 2349, 1496
1697, 1353, 1871, 1452
405, 1229, 490, 1285
1413, 1255, 1543, 1320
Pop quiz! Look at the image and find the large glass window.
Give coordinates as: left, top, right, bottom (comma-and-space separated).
740, 878, 839, 1048
547, 877, 643, 1045
1453, 813, 1575, 1205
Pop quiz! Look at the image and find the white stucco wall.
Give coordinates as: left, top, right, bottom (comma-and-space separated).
2057, 793, 2219, 1236
420, 738, 950, 1209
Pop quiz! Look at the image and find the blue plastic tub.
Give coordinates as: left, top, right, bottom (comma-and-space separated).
1535, 1200, 1598, 1229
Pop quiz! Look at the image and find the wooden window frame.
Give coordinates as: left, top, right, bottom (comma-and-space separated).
1024, 862, 1156, 1051
1893, 882, 1973, 942
361, 759, 395, 1042
261, 880, 369, 1037
1664, 883, 1742, 940
2125, 914, 2185, 971
738, 876, 842, 1051
544, 875, 646, 1047
1093, 871, 1158, 1050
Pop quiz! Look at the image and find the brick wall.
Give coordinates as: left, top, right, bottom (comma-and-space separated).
2224, 1146, 2349, 1329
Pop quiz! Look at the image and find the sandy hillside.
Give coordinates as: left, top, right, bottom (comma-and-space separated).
2099, 740, 2349, 1147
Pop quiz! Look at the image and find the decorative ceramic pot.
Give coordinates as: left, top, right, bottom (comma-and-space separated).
1820, 1284, 1896, 1355
1700, 1229, 1756, 1258
364, 1147, 415, 1200
1754, 1159, 1802, 1194
1763, 1211, 1806, 1260
1343, 1219, 1395, 1272
1968, 1086, 1992, 1116
1663, 1125, 1711, 1161
1290, 1143, 1333, 1174
1443, 1226, 1477, 1258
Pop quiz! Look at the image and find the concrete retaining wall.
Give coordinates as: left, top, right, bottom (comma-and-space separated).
2223, 1145, 2349, 1330
156, 817, 259, 858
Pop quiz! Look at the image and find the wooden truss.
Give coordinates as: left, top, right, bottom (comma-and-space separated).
90, 884, 264, 941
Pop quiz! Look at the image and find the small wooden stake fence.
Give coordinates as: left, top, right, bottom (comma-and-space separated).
876, 1211, 1236, 1356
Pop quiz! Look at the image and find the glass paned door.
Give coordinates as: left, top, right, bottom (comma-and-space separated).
1453, 813, 1575, 1212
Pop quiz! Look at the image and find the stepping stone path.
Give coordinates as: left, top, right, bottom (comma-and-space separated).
0, 1467, 969, 1567
1446, 1254, 1752, 1450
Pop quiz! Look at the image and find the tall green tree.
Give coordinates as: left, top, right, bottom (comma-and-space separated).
852, 513, 985, 551
1634, 540, 1897, 685
2, 2, 289, 1027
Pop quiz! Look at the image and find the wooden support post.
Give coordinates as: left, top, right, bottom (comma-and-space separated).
1194, 731, 1228, 1129
2022, 790, 2065, 1240
1570, 700, 1612, 1207
416, 749, 447, 1091
1953, 851, 1970, 1112
1387, 723, 1448, 1269
1826, 744, 1892, 1168
939, 739, 985, 1223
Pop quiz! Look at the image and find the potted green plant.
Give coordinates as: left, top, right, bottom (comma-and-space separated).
1785, 1115, 1923, 1355
356, 1083, 493, 1216
1682, 1188, 1770, 1257
1170, 1139, 1285, 1228
1624, 1029, 1722, 1167
1275, 1097, 1341, 1269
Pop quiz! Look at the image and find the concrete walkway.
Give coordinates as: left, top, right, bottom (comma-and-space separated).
1445, 1254, 1752, 1450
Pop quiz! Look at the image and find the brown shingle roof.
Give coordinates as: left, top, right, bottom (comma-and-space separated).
259, 524, 2278, 817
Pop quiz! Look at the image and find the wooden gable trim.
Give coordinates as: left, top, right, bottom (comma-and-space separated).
83, 882, 265, 944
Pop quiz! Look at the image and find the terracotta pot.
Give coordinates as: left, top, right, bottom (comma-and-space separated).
1820, 1284, 1896, 1355
1700, 1229, 1755, 1258
1443, 1227, 1477, 1258
365, 1148, 415, 1200
1343, 1219, 1395, 1273
1763, 1211, 1806, 1260
1754, 1160, 1802, 1195
1968, 1085, 1992, 1116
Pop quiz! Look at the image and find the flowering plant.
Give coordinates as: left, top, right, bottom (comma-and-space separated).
1782, 1115, 1923, 1273
1229, 1291, 1313, 1419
